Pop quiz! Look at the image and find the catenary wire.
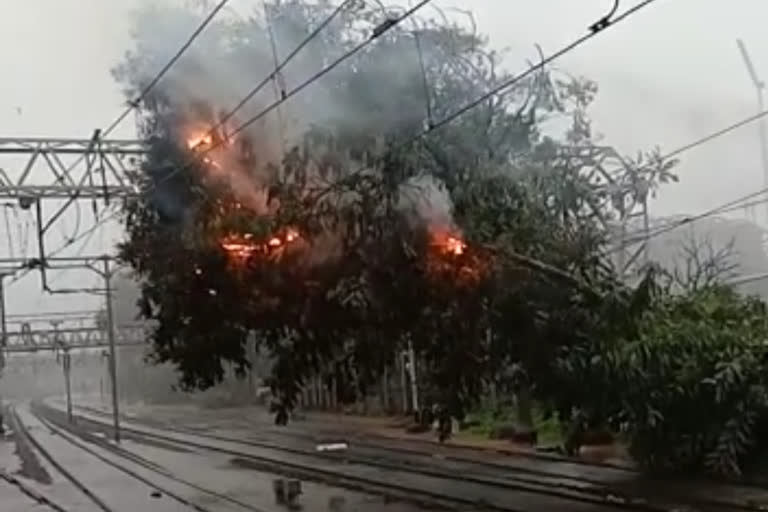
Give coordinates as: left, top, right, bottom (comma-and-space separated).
102, 0, 232, 137
24, 0, 659, 285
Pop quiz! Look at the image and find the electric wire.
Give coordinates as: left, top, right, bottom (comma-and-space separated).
206, 0, 357, 139
612, 186, 768, 253
102, 0, 232, 137
24, 0, 657, 285
33, 0, 438, 256
18, 0, 233, 285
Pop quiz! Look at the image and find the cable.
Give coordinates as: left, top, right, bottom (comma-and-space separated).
29, 0, 655, 276
39, 0, 429, 253
6, 205, 120, 286
64, 0, 437, 226
24, 1, 233, 275
102, 0, 232, 137
206, 0, 357, 139
293, 0, 661, 201
624, 195, 768, 242
413, 0, 657, 138
613, 186, 768, 252
226, 0, 436, 139
726, 271, 768, 287
654, 108, 768, 164
595, 102, 768, 252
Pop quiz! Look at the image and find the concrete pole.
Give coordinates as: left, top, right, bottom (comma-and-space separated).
0, 275, 7, 428
0, 277, 6, 349
102, 257, 121, 443
63, 350, 72, 423
0, 273, 8, 373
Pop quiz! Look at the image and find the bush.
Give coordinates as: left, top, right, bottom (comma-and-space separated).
600, 287, 768, 477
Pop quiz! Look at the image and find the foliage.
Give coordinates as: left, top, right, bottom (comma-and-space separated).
116, 0, 682, 444
558, 285, 768, 477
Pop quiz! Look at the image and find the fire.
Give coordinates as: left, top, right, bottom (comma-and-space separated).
445, 236, 466, 256
430, 231, 467, 257
187, 132, 213, 150
221, 235, 258, 259
219, 226, 301, 261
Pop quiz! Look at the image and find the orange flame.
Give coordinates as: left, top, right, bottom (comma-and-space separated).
221, 241, 257, 258
187, 132, 213, 150
219, 227, 301, 261
445, 236, 466, 256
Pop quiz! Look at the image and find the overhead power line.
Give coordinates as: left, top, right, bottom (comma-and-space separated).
192, 0, 436, 158
210, 0, 357, 136
657, 108, 768, 163
614, 186, 768, 252
34, 0, 437, 254
727, 271, 768, 287
226, 0, 437, 139
27, 0, 657, 283
102, 0, 232, 137
414, 0, 659, 137
16, 2, 230, 283
302, 0, 661, 194
601, 103, 768, 251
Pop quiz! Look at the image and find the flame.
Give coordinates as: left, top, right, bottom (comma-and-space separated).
187, 132, 213, 150
221, 234, 258, 259
445, 236, 466, 256
431, 231, 467, 257
220, 227, 300, 261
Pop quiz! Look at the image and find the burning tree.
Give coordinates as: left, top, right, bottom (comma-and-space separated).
117, 1, 673, 429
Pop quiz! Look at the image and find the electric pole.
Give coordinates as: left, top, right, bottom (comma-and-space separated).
0, 271, 10, 429
0, 272, 10, 371
737, 39, 768, 225
102, 257, 121, 443
62, 348, 72, 423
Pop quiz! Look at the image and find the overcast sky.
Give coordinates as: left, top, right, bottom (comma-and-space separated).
1, 0, 767, 316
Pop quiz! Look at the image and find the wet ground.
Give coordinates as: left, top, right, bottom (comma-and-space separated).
1, 400, 443, 511
71, 397, 768, 509
7, 395, 768, 511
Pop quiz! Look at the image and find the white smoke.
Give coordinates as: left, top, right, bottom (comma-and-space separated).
398, 174, 456, 232
116, 1, 456, 235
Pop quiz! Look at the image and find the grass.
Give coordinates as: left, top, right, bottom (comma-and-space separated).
459, 403, 563, 447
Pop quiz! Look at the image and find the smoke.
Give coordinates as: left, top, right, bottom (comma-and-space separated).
116, 0, 467, 258
398, 174, 456, 233
116, 1, 433, 170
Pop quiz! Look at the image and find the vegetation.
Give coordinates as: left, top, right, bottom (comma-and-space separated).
114, 0, 768, 478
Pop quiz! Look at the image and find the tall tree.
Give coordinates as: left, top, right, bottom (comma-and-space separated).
116, 1, 670, 427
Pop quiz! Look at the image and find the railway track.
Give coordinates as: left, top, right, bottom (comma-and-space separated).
32, 410, 266, 512
0, 468, 70, 512
39, 401, 768, 512
9, 406, 113, 512
12, 404, 228, 511
74, 403, 768, 511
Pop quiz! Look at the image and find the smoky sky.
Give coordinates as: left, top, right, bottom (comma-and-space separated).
1, 0, 767, 315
